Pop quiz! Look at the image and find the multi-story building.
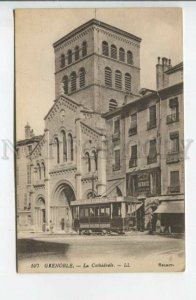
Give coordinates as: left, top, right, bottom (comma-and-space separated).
103, 58, 184, 232
16, 19, 184, 234
16, 124, 42, 231
157, 60, 184, 233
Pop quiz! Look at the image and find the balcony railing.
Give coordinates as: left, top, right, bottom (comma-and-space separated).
112, 131, 120, 141
147, 155, 157, 164
167, 113, 179, 124
166, 152, 180, 164
129, 158, 137, 168
128, 126, 137, 136
147, 119, 157, 130
168, 186, 180, 194
113, 164, 121, 171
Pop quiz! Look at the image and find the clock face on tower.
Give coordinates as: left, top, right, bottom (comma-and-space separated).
60, 109, 65, 122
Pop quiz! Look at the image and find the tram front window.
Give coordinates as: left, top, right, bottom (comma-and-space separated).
72, 207, 78, 218
80, 208, 89, 218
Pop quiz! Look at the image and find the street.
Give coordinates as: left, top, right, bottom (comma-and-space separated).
17, 233, 185, 272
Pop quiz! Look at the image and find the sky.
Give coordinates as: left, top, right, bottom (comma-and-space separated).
15, 8, 183, 140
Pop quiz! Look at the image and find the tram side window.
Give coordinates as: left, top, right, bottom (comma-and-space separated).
89, 207, 99, 216
99, 206, 110, 216
90, 207, 95, 216
95, 207, 99, 216
105, 207, 110, 216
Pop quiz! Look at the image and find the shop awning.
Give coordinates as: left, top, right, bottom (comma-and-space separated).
154, 201, 184, 214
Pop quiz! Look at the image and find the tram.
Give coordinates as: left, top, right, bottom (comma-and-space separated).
70, 197, 144, 235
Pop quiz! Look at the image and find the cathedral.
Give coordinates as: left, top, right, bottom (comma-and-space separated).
16, 19, 184, 234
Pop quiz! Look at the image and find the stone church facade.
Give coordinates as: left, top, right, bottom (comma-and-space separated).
16, 19, 184, 234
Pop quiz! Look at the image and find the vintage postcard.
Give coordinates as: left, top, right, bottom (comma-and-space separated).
15, 8, 184, 273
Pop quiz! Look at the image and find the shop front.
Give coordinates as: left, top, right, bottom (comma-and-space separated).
154, 200, 184, 234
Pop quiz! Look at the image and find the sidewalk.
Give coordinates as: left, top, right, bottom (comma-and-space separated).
17, 230, 78, 239
17, 230, 156, 240
17, 229, 184, 240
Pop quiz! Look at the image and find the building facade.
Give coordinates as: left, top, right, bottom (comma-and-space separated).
16, 19, 184, 234
16, 124, 42, 231
103, 58, 184, 232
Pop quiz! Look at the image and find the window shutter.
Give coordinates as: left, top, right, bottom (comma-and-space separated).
75, 46, 79, 61
170, 171, 180, 187
111, 45, 117, 59
125, 73, 131, 92
71, 72, 76, 92
102, 41, 109, 56
170, 132, 179, 153
109, 99, 118, 111
127, 51, 133, 65
67, 50, 72, 64
114, 149, 120, 169
62, 76, 68, 94
149, 139, 157, 158
131, 145, 137, 159
79, 68, 85, 88
169, 97, 178, 108
119, 48, 125, 62
114, 118, 120, 133
60, 54, 65, 68
149, 105, 156, 124
82, 41, 87, 57
115, 70, 122, 89
131, 113, 137, 128
105, 67, 112, 87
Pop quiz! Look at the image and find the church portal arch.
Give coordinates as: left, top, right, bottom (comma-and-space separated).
50, 181, 76, 232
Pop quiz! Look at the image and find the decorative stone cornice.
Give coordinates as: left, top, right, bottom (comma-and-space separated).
53, 19, 141, 51
54, 27, 93, 53
81, 174, 98, 184
96, 26, 140, 49
49, 166, 77, 177
81, 122, 103, 141
33, 184, 45, 190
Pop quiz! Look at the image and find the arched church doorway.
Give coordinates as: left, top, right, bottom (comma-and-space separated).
35, 197, 46, 231
51, 182, 75, 232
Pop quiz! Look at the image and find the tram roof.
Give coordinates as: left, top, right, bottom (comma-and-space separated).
70, 196, 140, 206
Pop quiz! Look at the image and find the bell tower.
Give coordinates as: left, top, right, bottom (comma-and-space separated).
53, 19, 141, 113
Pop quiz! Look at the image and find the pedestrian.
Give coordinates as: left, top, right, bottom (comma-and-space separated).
156, 218, 161, 233
49, 220, 54, 234
60, 218, 65, 231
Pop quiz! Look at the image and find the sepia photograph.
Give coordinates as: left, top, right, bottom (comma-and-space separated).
15, 8, 185, 273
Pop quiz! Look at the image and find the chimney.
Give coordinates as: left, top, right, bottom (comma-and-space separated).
156, 57, 171, 90
25, 123, 31, 139
30, 129, 34, 138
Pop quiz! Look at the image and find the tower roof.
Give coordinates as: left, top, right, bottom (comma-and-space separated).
53, 18, 142, 48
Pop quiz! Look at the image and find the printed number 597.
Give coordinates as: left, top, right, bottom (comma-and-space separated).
31, 263, 39, 268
